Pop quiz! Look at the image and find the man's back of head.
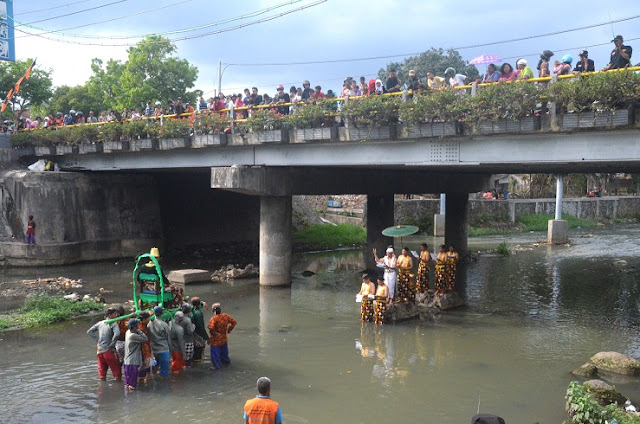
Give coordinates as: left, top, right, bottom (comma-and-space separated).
257, 376, 271, 396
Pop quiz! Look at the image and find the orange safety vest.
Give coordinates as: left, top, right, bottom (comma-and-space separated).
244, 397, 280, 423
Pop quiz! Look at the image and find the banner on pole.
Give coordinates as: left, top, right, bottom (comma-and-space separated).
0, 0, 15, 62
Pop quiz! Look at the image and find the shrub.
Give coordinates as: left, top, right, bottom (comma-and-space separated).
158, 118, 190, 138
195, 112, 230, 135
340, 95, 399, 128
467, 81, 539, 124
550, 70, 640, 112
243, 108, 287, 132
400, 90, 470, 125
566, 381, 607, 424
98, 122, 123, 143
288, 102, 333, 129
122, 120, 148, 141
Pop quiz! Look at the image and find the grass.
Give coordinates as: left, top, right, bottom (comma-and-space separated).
518, 213, 598, 232
0, 293, 105, 331
294, 223, 366, 248
495, 242, 511, 256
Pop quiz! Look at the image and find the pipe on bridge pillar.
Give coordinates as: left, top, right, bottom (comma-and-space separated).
366, 194, 394, 269
548, 174, 568, 244
260, 195, 292, 286
555, 174, 564, 221
444, 193, 469, 256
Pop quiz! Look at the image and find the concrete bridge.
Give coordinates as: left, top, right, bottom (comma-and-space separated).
18, 121, 630, 286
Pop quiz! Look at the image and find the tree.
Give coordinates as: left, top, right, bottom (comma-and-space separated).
91, 35, 202, 110
0, 59, 53, 116
378, 48, 480, 86
48, 85, 104, 116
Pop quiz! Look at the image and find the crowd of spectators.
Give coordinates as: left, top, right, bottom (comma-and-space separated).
2, 35, 634, 134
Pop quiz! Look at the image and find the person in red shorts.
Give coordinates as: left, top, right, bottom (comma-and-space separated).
87, 308, 121, 381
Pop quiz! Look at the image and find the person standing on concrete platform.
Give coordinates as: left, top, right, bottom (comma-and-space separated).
147, 306, 171, 378
416, 243, 431, 294
207, 302, 237, 370
445, 245, 459, 292
169, 311, 186, 374
374, 276, 389, 324
357, 274, 376, 322
87, 307, 121, 381
435, 245, 447, 297
123, 318, 148, 391
396, 247, 414, 303
25, 215, 36, 245
373, 247, 397, 305
190, 297, 208, 363
243, 377, 284, 424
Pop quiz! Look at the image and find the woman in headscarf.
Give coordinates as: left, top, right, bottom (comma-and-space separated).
367, 79, 376, 96
374, 79, 386, 95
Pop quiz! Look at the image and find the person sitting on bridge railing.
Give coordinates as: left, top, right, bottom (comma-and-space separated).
604, 35, 632, 71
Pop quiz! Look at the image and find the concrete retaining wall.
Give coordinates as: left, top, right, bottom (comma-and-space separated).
394, 196, 640, 225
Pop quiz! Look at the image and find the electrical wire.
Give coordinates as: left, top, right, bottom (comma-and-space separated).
16, 0, 97, 16
15, 0, 304, 40
11, 0, 326, 47
226, 14, 640, 67
15, 0, 130, 27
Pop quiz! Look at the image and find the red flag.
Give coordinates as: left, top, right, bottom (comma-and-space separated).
5, 88, 14, 101
13, 76, 25, 95
24, 59, 36, 80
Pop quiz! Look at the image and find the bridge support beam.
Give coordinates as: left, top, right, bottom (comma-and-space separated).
260, 195, 292, 286
434, 193, 446, 237
548, 174, 568, 244
366, 194, 394, 269
444, 193, 468, 256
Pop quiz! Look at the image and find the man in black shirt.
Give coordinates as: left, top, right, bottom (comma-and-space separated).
604, 35, 632, 70
573, 50, 595, 74
406, 69, 422, 91
275, 84, 290, 115
385, 69, 401, 93
174, 97, 185, 118
250, 87, 263, 106
301, 80, 312, 101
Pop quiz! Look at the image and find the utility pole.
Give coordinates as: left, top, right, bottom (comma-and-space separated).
218, 60, 222, 96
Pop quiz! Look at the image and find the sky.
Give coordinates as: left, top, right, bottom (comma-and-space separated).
9, 0, 640, 100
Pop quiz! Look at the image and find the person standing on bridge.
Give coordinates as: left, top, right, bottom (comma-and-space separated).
208, 302, 237, 370
604, 35, 632, 71
243, 377, 284, 424
373, 247, 397, 305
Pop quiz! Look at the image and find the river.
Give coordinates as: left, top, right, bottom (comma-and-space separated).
1, 225, 640, 423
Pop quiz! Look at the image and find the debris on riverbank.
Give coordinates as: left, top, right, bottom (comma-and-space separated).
0, 277, 84, 298
211, 263, 259, 283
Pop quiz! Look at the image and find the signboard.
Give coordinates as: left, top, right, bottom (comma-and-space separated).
0, 0, 15, 61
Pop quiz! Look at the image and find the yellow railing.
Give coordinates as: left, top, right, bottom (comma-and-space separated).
15, 65, 640, 133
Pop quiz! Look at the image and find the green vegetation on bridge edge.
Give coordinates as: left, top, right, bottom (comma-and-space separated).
0, 293, 105, 331
294, 223, 366, 249
518, 213, 598, 231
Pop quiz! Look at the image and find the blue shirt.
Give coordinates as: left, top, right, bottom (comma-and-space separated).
243, 396, 283, 423
484, 70, 500, 82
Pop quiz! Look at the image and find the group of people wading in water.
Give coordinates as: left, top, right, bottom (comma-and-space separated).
358, 244, 459, 324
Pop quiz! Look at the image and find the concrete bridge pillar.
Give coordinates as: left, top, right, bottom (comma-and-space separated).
444, 193, 468, 256
434, 193, 446, 236
548, 174, 568, 244
366, 194, 394, 269
260, 195, 292, 286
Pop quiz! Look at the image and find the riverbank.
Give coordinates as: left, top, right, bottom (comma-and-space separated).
0, 293, 104, 331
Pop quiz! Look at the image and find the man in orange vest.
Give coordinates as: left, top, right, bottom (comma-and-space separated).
243, 377, 283, 424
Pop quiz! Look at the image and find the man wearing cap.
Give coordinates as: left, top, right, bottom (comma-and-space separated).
147, 306, 171, 378
243, 377, 283, 424
516, 59, 534, 80
373, 247, 397, 305
301, 80, 312, 101
87, 308, 122, 381
604, 35, 632, 71
406, 70, 422, 92
123, 318, 148, 390
208, 302, 237, 369
573, 50, 595, 74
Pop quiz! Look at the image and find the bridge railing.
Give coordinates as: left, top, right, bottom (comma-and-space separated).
10, 65, 640, 149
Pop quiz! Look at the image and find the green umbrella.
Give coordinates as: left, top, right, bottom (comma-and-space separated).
382, 225, 419, 245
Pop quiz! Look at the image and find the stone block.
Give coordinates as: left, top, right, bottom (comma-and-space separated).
547, 219, 568, 244
168, 269, 211, 285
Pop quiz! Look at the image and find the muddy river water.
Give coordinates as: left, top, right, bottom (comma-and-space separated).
2, 226, 640, 423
